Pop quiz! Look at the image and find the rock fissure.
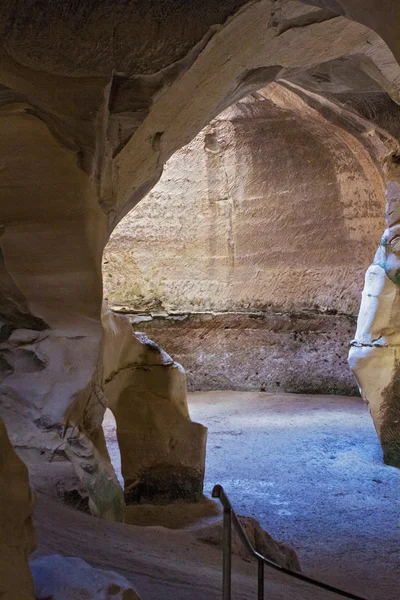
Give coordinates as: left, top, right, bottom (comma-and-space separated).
104, 362, 175, 386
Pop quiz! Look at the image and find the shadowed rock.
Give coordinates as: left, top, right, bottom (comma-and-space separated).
195, 515, 301, 571
31, 555, 141, 600
0, 418, 35, 600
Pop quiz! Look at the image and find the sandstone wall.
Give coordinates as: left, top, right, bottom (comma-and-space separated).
104, 84, 386, 393
128, 311, 356, 395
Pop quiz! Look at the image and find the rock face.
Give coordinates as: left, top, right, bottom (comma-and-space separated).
103, 309, 207, 502
0, 418, 35, 600
126, 311, 358, 394
349, 159, 400, 467
195, 515, 301, 571
104, 83, 387, 393
1, 0, 400, 515
105, 85, 386, 316
31, 555, 141, 600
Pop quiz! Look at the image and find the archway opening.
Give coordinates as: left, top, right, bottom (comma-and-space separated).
104, 81, 385, 396
102, 80, 400, 596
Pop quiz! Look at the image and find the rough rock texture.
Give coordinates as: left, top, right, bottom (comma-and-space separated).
195, 515, 301, 570
31, 555, 141, 600
1, 0, 400, 515
103, 309, 206, 503
126, 311, 358, 394
0, 418, 35, 600
104, 86, 386, 315
0, 105, 125, 518
349, 157, 400, 467
104, 83, 389, 392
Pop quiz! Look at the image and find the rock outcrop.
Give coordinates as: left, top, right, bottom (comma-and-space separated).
349, 157, 400, 467
195, 515, 301, 571
103, 308, 206, 502
31, 555, 141, 600
0, 418, 35, 600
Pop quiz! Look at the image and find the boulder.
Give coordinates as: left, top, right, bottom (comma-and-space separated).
31, 555, 141, 600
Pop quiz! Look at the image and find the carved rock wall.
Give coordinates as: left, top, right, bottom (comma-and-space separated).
104, 83, 387, 392
127, 312, 357, 394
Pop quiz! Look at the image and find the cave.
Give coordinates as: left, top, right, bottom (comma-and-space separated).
1, 2, 400, 600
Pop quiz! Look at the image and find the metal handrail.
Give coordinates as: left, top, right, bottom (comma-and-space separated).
212, 484, 369, 600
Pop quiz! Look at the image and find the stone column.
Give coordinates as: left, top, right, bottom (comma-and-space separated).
349, 159, 400, 466
0, 82, 206, 516
103, 309, 207, 503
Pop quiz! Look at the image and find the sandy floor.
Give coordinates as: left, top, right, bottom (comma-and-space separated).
99, 391, 400, 599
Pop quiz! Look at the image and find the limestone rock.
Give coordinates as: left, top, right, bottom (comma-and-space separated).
0, 418, 35, 600
195, 515, 301, 571
349, 157, 400, 467
103, 308, 207, 503
0, 325, 125, 521
31, 555, 141, 600
104, 83, 387, 316
104, 82, 390, 394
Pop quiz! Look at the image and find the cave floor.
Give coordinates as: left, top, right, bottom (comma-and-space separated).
34, 490, 337, 600
188, 391, 400, 600
102, 391, 400, 599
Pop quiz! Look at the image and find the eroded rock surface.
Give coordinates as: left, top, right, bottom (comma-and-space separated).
195, 515, 301, 571
350, 159, 400, 467
103, 309, 206, 502
31, 555, 141, 600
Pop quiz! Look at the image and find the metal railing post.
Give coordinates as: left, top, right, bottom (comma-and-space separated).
222, 505, 232, 600
212, 484, 368, 600
258, 559, 264, 600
